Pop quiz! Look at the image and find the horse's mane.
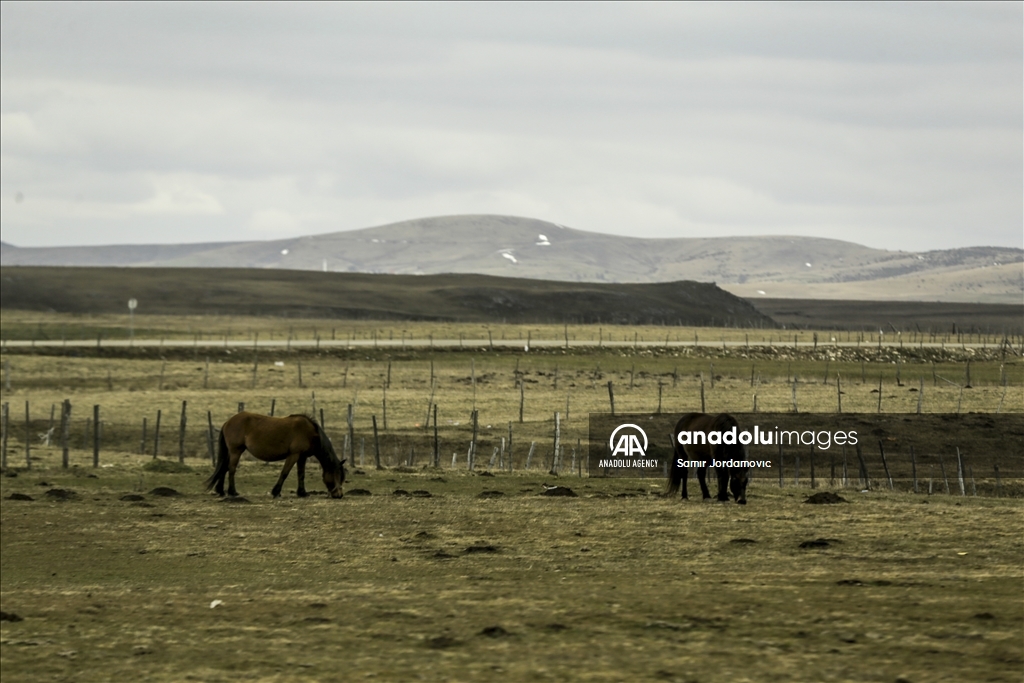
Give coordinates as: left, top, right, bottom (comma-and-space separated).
306, 416, 342, 468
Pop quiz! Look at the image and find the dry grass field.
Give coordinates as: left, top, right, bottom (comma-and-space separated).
2, 313, 1022, 682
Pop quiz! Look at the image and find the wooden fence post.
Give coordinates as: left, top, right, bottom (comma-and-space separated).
1, 402, 8, 469
938, 451, 950, 493
93, 404, 100, 467
855, 442, 869, 489
424, 378, 436, 430
207, 411, 216, 464
372, 415, 382, 470
47, 404, 55, 447
525, 441, 536, 469
608, 381, 616, 416
270, 398, 276, 417
153, 409, 162, 457
841, 445, 848, 487
432, 404, 440, 468
468, 410, 479, 471
878, 440, 893, 490
61, 400, 71, 470
178, 401, 187, 462
24, 401, 30, 468
809, 443, 816, 489
140, 417, 147, 455
956, 448, 966, 496
549, 412, 561, 475
911, 446, 918, 493
347, 404, 355, 464
507, 422, 514, 472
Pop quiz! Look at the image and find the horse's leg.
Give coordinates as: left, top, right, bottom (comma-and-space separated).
214, 461, 226, 497
227, 448, 244, 497
698, 463, 712, 500
295, 455, 308, 498
271, 453, 301, 498
716, 466, 730, 501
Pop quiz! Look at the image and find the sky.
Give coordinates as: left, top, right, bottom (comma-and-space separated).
1, 2, 1021, 251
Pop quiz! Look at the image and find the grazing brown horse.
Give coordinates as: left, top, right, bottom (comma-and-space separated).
667, 412, 749, 504
205, 412, 345, 498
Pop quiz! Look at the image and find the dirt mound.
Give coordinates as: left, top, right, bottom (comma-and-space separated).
805, 492, 848, 504
425, 636, 459, 649
800, 538, 840, 548
143, 460, 194, 474
120, 494, 145, 501
729, 538, 757, 544
220, 496, 250, 504
44, 488, 77, 500
464, 543, 499, 554
5, 493, 33, 501
0, 611, 24, 622
392, 489, 411, 497
148, 487, 181, 497
346, 488, 372, 496
479, 626, 510, 638
411, 490, 432, 498
541, 486, 577, 497
478, 490, 504, 499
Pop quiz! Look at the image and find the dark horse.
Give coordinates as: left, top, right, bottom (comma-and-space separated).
205, 412, 345, 498
667, 412, 749, 504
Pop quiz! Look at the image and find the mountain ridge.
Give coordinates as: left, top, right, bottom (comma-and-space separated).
2, 215, 1020, 303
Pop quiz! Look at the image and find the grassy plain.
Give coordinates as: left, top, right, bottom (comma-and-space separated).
2, 314, 1022, 682
2, 453, 1022, 682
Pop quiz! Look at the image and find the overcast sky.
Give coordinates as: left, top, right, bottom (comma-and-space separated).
1, 2, 1021, 251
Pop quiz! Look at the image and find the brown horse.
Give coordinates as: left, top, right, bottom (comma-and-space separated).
205, 412, 345, 498
667, 412, 749, 504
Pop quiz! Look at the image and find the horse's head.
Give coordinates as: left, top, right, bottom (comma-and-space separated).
314, 420, 346, 498
322, 458, 346, 498
714, 419, 749, 505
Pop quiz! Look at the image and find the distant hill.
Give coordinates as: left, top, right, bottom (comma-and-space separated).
0, 266, 774, 327
2, 215, 1021, 303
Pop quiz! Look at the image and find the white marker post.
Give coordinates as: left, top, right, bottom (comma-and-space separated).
128, 298, 137, 341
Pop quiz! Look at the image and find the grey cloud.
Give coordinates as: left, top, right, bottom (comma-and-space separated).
1, 3, 1020, 250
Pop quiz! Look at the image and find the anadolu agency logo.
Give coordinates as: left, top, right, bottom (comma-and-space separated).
600, 424, 659, 468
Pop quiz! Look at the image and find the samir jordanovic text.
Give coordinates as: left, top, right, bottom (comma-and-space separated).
676, 426, 859, 450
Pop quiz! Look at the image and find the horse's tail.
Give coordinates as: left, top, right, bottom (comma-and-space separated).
204, 429, 229, 491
